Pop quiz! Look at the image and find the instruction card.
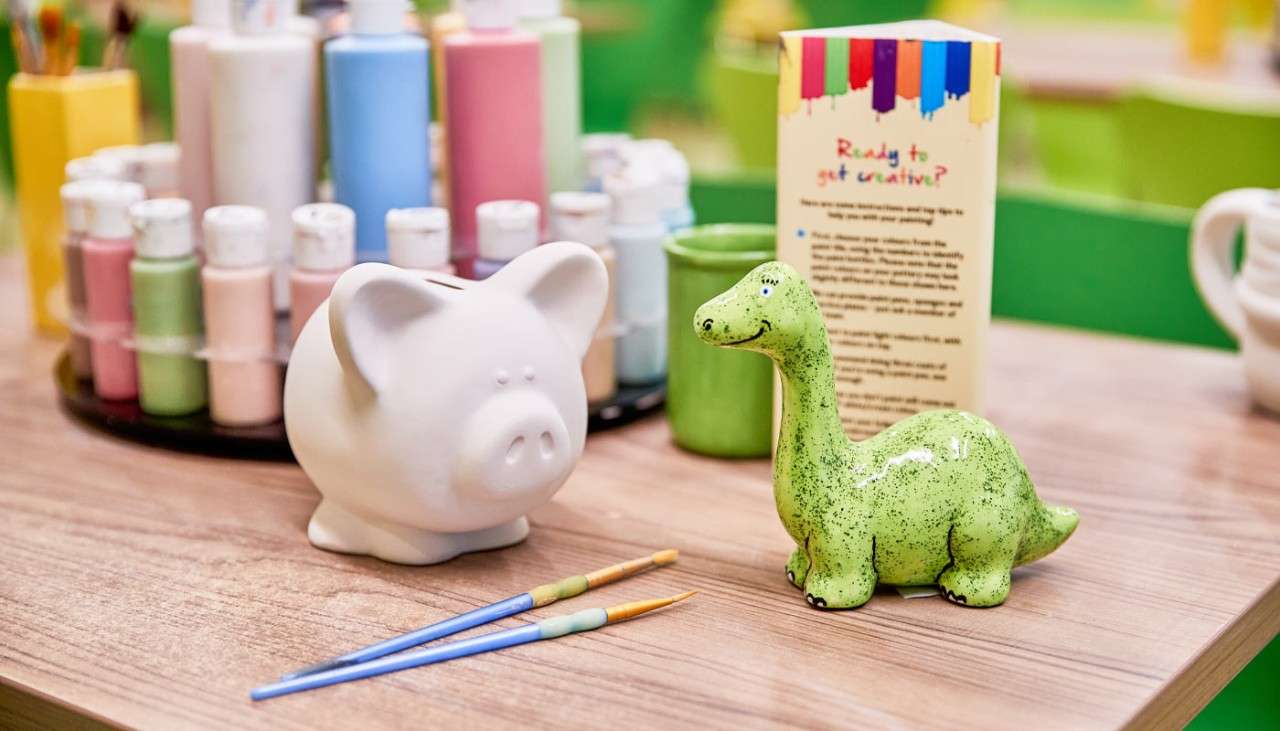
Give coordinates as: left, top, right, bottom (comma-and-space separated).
777, 21, 1001, 438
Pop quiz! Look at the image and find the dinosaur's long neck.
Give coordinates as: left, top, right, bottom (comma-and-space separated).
771, 321, 848, 497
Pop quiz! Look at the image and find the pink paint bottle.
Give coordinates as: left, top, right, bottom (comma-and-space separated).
289, 202, 356, 343
443, 0, 545, 276
202, 205, 282, 426
82, 181, 147, 400
387, 207, 455, 276
171, 0, 230, 228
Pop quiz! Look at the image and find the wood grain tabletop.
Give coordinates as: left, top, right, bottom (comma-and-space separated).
1, 256, 1277, 730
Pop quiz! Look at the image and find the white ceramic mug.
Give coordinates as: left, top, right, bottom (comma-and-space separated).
1191, 188, 1280, 412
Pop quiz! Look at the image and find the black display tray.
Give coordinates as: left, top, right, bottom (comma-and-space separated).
55, 353, 665, 461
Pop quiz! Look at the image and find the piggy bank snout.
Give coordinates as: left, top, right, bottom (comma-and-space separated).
456, 391, 574, 500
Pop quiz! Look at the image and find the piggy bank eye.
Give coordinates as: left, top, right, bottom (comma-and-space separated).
760, 285, 773, 298
495, 369, 511, 386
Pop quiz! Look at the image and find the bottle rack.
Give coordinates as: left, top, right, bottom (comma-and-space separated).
54, 349, 665, 461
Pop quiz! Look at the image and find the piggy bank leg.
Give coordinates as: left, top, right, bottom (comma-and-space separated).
785, 545, 810, 588
308, 500, 531, 565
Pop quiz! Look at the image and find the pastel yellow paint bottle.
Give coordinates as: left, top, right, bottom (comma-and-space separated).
8, 70, 141, 334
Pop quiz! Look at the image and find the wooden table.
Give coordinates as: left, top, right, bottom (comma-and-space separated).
1, 255, 1277, 730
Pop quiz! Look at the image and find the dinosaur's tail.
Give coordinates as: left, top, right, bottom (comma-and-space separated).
1015, 501, 1079, 566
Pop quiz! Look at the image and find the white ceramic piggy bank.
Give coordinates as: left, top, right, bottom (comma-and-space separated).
284, 242, 608, 565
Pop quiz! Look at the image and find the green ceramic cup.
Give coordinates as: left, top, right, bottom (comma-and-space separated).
665, 224, 776, 458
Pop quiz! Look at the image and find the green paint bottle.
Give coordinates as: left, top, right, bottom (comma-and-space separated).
129, 198, 208, 416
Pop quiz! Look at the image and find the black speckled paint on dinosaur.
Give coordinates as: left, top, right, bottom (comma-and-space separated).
693, 262, 1080, 609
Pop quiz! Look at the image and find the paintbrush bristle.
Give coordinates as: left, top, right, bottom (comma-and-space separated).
110, 0, 139, 36
604, 590, 697, 623
37, 6, 62, 40
651, 549, 679, 565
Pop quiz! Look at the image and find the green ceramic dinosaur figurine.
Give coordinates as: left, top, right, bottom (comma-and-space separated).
693, 261, 1078, 609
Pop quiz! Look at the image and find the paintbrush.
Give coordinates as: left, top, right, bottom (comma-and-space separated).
58, 20, 78, 75
101, 0, 138, 70
251, 590, 696, 701
7, 0, 38, 72
278, 549, 679, 681
36, 5, 60, 75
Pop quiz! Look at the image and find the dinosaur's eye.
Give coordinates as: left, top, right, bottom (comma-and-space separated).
760, 285, 773, 298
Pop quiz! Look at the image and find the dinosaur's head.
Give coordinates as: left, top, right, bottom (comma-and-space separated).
693, 261, 816, 357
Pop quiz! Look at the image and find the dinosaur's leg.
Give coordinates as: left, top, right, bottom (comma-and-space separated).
802, 532, 876, 610
935, 511, 1018, 608
785, 545, 810, 588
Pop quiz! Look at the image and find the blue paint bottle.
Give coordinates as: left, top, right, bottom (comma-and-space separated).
325, 0, 431, 262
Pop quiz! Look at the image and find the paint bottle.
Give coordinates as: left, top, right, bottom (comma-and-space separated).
65, 155, 127, 183
129, 198, 208, 416
429, 122, 446, 206
290, 203, 356, 343
325, 0, 431, 263
210, 0, 318, 310
517, 0, 581, 195
171, 0, 230, 227
443, 0, 544, 275
551, 191, 616, 404
658, 150, 695, 232
581, 132, 630, 193
473, 200, 539, 280
605, 168, 667, 385
82, 181, 147, 401
138, 143, 182, 199
59, 180, 107, 379
429, 2, 466, 192
387, 207, 454, 276
202, 205, 282, 426
93, 145, 145, 184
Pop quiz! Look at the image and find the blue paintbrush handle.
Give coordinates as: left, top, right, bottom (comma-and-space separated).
252, 607, 610, 702
279, 593, 534, 681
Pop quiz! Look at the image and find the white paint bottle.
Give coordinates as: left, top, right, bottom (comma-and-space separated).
605, 168, 667, 385
209, 0, 318, 310
387, 207, 455, 277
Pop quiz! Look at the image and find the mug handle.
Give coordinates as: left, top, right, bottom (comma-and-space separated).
1190, 188, 1273, 339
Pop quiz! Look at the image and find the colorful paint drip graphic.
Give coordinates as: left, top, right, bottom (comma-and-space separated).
779, 36, 1000, 123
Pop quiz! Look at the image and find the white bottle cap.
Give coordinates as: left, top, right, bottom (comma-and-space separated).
203, 205, 271, 268
192, 0, 232, 28
582, 132, 631, 183
130, 198, 195, 259
350, 0, 408, 34
518, 0, 561, 18
85, 181, 147, 239
461, 0, 515, 30
65, 155, 127, 183
387, 207, 451, 269
61, 180, 112, 233
603, 168, 662, 226
292, 203, 356, 271
138, 142, 181, 197
93, 145, 144, 183
550, 192, 610, 249
231, 0, 292, 34
477, 200, 539, 261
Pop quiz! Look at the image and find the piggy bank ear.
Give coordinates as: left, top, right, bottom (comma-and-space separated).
328, 263, 449, 394
486, 241, 608, 358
